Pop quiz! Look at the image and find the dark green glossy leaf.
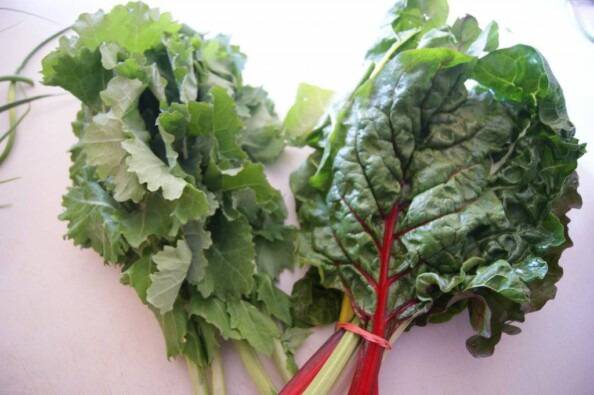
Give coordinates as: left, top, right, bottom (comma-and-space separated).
291, 268, 342, 328
291, 12, 584, 359
255, 273, 292, 325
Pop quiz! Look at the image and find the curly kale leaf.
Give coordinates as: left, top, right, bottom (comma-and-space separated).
49, 2, 295, 368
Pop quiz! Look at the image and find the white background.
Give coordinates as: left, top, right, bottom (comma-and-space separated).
1, 1, 593, 394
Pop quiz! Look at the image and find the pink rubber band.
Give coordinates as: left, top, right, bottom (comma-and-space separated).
337, 322, 391, 350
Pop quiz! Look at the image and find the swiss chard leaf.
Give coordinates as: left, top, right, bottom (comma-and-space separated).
291, 10, 584, 364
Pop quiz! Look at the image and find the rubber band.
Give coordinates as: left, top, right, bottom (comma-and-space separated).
337, 322, 391, 349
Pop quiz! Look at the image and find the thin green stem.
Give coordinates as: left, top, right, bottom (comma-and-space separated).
0, 26, 69, 166
0, 94, 53, 113
209, 348, 227, 395
15, 26, 71, 74
303, 330, 360, 395
185, 357, 210, 395
0, 106, 30, 145
233, 340, 277, 395
0, 7, 60, 25
0, 75, 33, 85
0, 83, 18, 165
0, 177, 19, 184
272, 338, 295, 383
367, 29, 419, 81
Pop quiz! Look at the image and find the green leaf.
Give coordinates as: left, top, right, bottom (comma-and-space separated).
468, 295, 492, 338
514, 256, 548, 282
173, 186, 213, 224
42, 44, 112, 110
221, 162, 286, 218
99, 76, 146, 117
466, 261, 530, 304
183, 323, 209, 368
450, 15, 481, 51
280, 327, 312, 373
121, 193, 173, 248
366, 0, 449, 61
60, 176, 128, 262
164, 34, 197, 103
291, 268, 342, 328
73, 2, 180, 53
211, 86, 246, 167
467, 21, 499, 55
155, 302, 188, 359
197, 34, 245, 94
121, 256, 152, 302
254, 226, 296, 279
196, 318, 218, 364
183, 221, 212, 286
473, 44, 572, 131
292, 13, 584, 358
283, 83, 334, 146
147, 239, 192, 313
52, 2, 296, 374
81, 112, 146, 203
235, 85, 285, 163
189, 295, 240, 340
227, 299, 280, 355
199, 212, 256, 299
187, 102, 214, 136
122, 137, 187, 200
255, 274, 292, 325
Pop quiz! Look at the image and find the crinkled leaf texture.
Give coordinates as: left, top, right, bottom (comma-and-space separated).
49, 2, 295, 367
291, 6, 584, 359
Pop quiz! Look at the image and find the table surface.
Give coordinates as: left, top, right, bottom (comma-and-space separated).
1, 1, 593, 394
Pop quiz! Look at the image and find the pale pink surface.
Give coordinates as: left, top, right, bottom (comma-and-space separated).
1, 1, 593, 394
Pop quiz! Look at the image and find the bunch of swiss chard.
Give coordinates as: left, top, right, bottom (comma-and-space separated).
44, 3, 303, 394
284, 0, 585, 393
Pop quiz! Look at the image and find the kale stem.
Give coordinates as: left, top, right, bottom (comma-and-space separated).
233, 340, 277, 395
185, 357, 210, 395
209, 348, 226, 395
272, 337, 295, 383
303, 330, 360, 395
